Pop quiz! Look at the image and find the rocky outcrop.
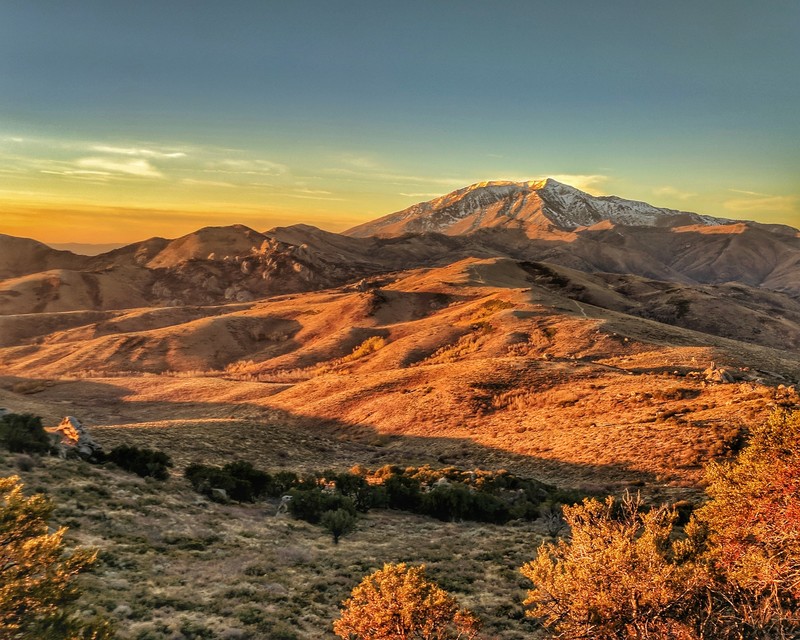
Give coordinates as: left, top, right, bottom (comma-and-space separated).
702, 362, 735, 384
46, 416, 104, 461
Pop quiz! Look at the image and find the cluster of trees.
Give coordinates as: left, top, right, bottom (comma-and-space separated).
185, 461, 298, 502
184, 461, 577, 543
185, 461, 574, 521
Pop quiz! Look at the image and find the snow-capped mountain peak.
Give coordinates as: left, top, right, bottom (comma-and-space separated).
344, 179, 730, 238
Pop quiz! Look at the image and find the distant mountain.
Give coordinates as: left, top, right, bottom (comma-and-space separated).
0, 234, 88, 279
344, 179, 731, 238
48, 242, 126, 256
1, 180, 798, 317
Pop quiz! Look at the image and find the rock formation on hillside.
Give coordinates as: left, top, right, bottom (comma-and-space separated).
46, 416, 104, 461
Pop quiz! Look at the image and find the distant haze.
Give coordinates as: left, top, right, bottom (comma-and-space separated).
49, 243, 126, 256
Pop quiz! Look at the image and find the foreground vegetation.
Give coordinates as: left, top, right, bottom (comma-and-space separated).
1, 408, 799, 638
522, 408, 800, 639
184, 460, 581, 543
0, 475, 113, 639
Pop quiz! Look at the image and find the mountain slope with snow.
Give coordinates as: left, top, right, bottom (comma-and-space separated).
345, 179, 730, 238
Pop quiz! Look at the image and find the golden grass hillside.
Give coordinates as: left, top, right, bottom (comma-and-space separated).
1, 258, 797, 503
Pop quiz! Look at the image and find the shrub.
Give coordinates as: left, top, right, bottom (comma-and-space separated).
520, 409, 800, 639
321, 508, 356, 544
107, 445, 172, 480
694, 408, 800, 636
333, 563, 482, 640
269, 470, 300, 497
185, 461, 271, 502
15, 454, 36, 472
520, 493, 702, 639
333, 472, 374, 512
0, 413, 51, 454
220, 461, 271, 502
0, 475, 114, 638
287, 488, 355, 524
342, 336, 387, 362
421, 483, 474, 522
383, 473, 422, 511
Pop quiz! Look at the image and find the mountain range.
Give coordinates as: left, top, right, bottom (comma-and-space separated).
1, 179, 799, 497
2, 180, 799, 316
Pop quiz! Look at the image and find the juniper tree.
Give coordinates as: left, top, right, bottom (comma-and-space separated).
0, 475, 113, 639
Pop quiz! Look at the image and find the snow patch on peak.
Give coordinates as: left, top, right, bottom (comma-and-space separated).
344, 179, 733, 238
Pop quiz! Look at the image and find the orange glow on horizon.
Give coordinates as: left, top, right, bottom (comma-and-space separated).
0, 199, 369, 244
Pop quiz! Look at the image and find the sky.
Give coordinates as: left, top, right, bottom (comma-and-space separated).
0, 0, 798, 243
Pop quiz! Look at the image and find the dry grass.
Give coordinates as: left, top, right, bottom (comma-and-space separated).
1, 257, 799, 636
0, 454, 550, 639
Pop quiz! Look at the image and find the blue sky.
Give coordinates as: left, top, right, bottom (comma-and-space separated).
0, 0, 797, 242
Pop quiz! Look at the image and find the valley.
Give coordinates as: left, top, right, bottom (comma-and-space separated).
2, 180, 799, 638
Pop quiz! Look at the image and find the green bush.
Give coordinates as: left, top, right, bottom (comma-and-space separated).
107, 445, 172, 480
221, 461, 271, 502
333, 472, 374, 512
269, 470, 300, 497
0, 413, 51, 454
321, 508, 357, 544
287, 488, 355, 524
422, 483, 473, 521
185, 461, 271, 502
383, 474, 422, 511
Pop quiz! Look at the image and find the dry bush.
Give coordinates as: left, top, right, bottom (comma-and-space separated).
417, 327, 493, 366
521, 493, 702, 639
333, 563, 481, 640
695, 408, 800, 636
0, 475, 113, 638
341, 336, 387, 363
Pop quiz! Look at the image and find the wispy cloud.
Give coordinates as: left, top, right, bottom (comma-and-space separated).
728, 188, 771, 197
294, 188, 333, 195
279, 193, 345, 201
76, 157, 164, 178
399, 192, 443, 198
547, 174, 610, 195
181, 178, 236, 188
91, 145, 186, 159
653, 186, 697, 200
723, 194, 798, 214
41, 169, 112, 180
336, 154, 382, 170
205, 158, 288, 176
324, 167, 470, 187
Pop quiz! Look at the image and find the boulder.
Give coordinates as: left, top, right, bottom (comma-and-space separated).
210, 487, 229, 503
702, 362, 735, 384
46, 416, 104, 461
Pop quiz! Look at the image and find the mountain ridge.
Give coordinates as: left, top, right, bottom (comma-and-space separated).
1, 180, 798, 317
344, 179, 743, 238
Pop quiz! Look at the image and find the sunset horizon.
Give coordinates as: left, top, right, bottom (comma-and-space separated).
1, 1, 798, 243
